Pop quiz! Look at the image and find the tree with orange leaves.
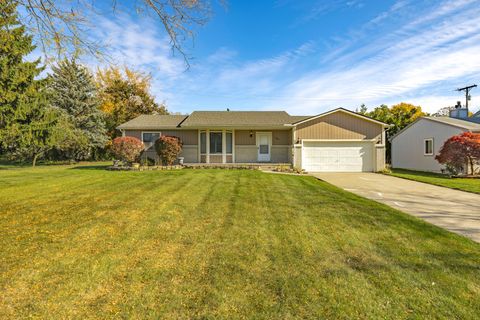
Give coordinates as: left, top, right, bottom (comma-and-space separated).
96, 66, 168, 138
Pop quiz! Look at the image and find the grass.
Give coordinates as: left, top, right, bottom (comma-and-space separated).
388, 168, 480, 194
1, 164, 479, 319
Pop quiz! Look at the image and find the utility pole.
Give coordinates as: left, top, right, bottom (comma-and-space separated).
456, 84, 477, 112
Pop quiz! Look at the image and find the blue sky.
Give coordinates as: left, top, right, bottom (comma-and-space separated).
86, 0, 480, 115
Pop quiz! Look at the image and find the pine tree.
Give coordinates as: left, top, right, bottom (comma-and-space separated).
49, 59, 108, 159
12, 94, 86, 166
0, 0, 45, 148
0, 1, 77, 166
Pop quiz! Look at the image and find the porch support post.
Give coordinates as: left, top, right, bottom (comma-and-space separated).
197, 129, 200, 163
206, 129, 210, 163
232, 129, 236, 163
222, 129, 226, 164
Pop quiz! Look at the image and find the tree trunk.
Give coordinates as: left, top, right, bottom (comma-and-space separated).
469, 157, 475, 175
32, 153, 39, 167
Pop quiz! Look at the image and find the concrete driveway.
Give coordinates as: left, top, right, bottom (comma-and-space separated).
311, 172, 480, 243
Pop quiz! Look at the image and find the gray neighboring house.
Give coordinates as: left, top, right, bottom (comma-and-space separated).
391, 115, 480, 173
117, 108, 389, 172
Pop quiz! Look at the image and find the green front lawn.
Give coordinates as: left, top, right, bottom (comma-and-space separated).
389, 168, 480, 194
1, 164, 479, 319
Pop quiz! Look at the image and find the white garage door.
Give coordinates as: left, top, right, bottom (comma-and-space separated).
302, 141, 374, 172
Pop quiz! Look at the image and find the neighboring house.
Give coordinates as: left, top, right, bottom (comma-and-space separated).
117, 108, 389, 172
391, 116, 480, 173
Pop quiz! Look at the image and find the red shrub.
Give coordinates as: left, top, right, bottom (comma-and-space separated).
111, 137, 144, 164
436, 132, 480, 175
154, 136, 183, 165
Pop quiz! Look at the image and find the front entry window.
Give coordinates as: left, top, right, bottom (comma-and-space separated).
259, 144, 269, 154
210, 132, 223, 154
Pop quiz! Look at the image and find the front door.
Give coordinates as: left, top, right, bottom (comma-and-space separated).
256, 132, 271, 162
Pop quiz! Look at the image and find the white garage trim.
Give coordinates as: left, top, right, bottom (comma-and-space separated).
301, 140, 376, 172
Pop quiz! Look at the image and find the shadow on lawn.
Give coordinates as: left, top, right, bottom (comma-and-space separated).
70, 165, 110, 170
392, 169, 451, 179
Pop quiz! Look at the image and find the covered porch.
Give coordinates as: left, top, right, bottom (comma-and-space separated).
197, 129, 292, 164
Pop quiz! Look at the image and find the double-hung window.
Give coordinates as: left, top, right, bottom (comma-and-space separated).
142, 132, 161, 149
226, 132, 232, 153
200, 131, 206, 154
424, 138, 433, 156
210, 132, 223, 154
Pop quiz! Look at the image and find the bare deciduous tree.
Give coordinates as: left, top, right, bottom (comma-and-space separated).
13, 0, 214, 65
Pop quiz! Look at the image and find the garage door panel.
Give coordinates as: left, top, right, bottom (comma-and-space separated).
302, 141, 373, 172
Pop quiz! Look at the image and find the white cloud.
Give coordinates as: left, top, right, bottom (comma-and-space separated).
69, 1, 480, 116
80, 14, 185, 104
94, 15, 184, 77
275, 0, 480, 114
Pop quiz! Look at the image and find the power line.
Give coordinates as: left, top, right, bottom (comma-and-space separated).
456, 84, 477, 112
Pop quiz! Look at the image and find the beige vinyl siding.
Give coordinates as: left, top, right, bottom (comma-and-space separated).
124, 130, 198, 145
124, 130, 142, 140
161, 130, 198, 145
234, 146, 257, 162
271, 146, 290, 163
295, 112, 382, 141
272, 130, 292, 145
180, 146, 198, 163
375, 146, 386, 172
235, 130, 292, 145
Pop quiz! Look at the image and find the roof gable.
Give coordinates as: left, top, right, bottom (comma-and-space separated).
292, 108, 389, 127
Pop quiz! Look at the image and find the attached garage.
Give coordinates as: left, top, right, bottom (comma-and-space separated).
292, 108, 389, 172
302, 141, 374, 172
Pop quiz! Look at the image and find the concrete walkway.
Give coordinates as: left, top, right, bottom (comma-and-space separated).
311, 172, 480, 243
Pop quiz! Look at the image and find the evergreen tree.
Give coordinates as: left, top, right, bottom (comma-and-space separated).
49, 59, 108, 159
11, 94, 86, 166
0, 0, 44, 148
0, 1, 76, 166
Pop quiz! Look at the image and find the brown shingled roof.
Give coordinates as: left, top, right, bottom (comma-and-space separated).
180, 111, 299, 127
117, 112, 316, 130
289, 115, 312, 123
117, 115, 188, 130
